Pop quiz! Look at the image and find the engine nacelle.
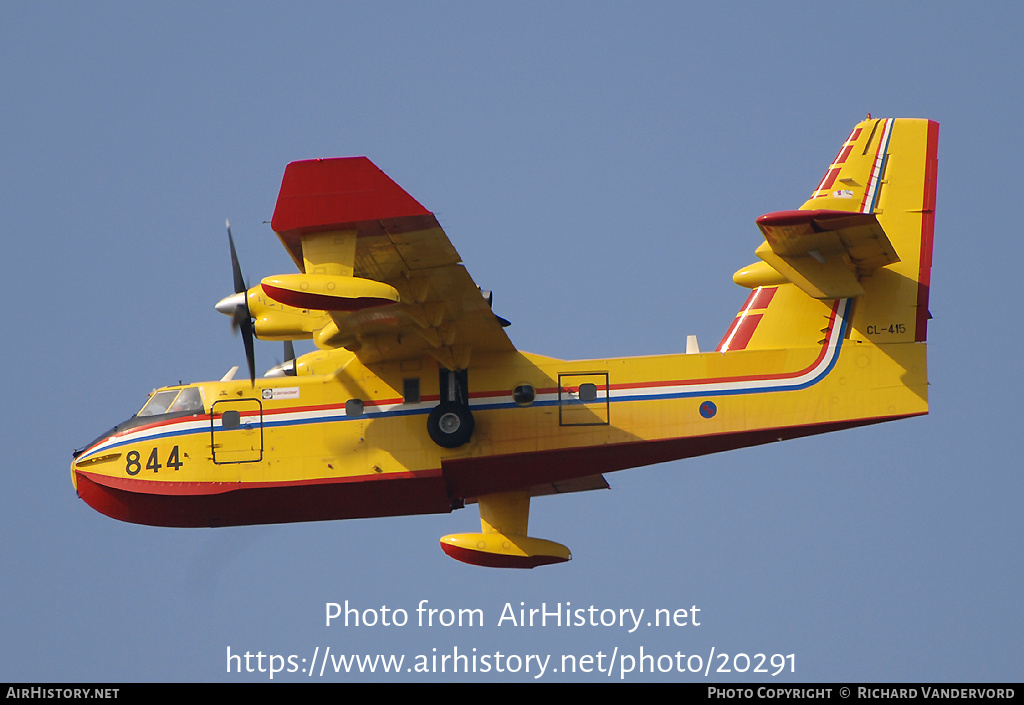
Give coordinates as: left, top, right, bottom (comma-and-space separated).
261, 273, 400, 312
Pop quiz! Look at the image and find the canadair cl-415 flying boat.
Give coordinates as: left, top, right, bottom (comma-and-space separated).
72, 117, 938, 568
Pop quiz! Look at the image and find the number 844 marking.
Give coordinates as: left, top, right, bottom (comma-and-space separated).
126, 446, 183, 476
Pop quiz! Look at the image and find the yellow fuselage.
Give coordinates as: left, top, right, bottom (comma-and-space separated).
70, 295, 926, 528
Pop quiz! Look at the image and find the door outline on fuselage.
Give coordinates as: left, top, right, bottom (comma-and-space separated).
211, 398, 264, 464
557, 372, 610, 426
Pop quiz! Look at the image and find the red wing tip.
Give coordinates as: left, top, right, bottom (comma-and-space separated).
270, 157, 431, 237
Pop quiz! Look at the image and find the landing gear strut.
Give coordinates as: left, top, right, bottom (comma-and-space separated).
428, 369, 474, 448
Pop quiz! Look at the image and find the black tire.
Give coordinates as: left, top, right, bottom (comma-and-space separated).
427, 402, 474, 448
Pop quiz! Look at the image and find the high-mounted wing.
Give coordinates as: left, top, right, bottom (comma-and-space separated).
267, 157, 515, 369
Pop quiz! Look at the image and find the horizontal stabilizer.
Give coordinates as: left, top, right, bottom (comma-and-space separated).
752, 209, 899, 299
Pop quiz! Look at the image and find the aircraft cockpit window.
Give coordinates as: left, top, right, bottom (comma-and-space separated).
168, 387, 204, 413
138, 390, 180, 417
138, 388, 205, 417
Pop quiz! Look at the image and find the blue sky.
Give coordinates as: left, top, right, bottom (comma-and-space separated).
2, 2, 1021, 682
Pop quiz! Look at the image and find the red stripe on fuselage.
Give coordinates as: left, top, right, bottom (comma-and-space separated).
616, 298, 838, 390
716, 287, 779, 352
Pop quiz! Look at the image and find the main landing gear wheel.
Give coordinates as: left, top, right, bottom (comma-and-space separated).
427, 402, 474, 448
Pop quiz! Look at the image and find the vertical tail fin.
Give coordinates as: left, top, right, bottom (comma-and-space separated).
720, 117, 938, 352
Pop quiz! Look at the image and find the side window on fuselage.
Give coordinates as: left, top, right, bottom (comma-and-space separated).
403, 378, 420, 404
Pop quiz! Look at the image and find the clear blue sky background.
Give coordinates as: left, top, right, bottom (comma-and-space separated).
2, 2, 1021, 683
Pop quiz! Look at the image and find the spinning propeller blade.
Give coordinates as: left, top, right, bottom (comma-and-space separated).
283, 340, 296, 376
264, 340, 298, 378
225, 220, 256, 386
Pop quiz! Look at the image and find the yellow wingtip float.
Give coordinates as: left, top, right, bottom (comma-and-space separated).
71, 118, 938, 568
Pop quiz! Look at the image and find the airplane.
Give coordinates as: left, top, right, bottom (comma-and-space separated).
71, 116, 938, 568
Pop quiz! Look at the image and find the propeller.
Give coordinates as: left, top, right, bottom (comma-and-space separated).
216, 220, 256, 386
265, 340, 298, 377
282, 340, 296, 376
